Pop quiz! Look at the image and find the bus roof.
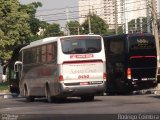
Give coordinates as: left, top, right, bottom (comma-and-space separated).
21, 35, 102, 50
22, 37, 58, 50
103, 33, 154, 39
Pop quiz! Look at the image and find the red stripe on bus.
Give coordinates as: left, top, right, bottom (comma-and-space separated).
130, 56, 143, 59
70, 54, 94, 59
63, 60, 103, 64
130, 56, 156, 59
144, 56, 156, 58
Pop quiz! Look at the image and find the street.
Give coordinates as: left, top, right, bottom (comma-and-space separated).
0, 94, 160, 120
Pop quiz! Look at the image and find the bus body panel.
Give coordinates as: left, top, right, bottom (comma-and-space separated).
127, 34, 157, 90
62, 61, 103, 82
55, 35, 106, 97
18, 35, 106, 99
20, 63, 59, 97
103, 33, 158, 93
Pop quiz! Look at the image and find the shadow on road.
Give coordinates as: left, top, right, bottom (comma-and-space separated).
148, 95, 160, 99
17, 114, 116, 120
15, 97, 102, 104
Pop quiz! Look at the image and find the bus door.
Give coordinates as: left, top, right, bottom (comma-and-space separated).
128, 35, 157, 89
60, 36, 105, 88
105, 38, 126, 91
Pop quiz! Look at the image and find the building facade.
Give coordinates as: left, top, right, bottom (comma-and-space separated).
78, 0, 117, 29
79, 0, 160, 31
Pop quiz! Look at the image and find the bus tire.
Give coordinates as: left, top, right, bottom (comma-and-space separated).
81, 95, 94, 101
45, 85, 54, 103
24, 85, 34, 102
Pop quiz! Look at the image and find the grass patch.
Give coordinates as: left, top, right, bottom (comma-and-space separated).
0, 82, 9, 91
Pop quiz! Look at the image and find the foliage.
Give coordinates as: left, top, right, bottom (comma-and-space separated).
0, 82, 8, 91
118, 26, 124, 34
44, 23, 64, 37
107, 29, 116, 35
0, 0, 42, 61
157, 19, 160, 33
0, 0, 30, 60
67, 21, 81, 35
20, 2, 42, 42
128, 17, 148, 33
81, 14, 109, 35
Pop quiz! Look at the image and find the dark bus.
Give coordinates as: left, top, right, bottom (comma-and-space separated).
103, 33, 158, 94
3, 44, 28, 94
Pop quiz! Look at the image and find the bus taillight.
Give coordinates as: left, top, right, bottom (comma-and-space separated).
59, 75, 64, 81
127, 68, 132, 79
103, 72, 107, 80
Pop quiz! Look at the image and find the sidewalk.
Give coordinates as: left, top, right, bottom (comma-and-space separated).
0, 90, 16, 98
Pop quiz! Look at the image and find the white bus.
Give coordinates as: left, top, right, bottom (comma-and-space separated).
14, 35, 106, 102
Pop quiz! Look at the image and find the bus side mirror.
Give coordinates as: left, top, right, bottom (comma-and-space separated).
14, 61, 22, 72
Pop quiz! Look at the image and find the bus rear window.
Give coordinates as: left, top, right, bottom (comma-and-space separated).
61, 36, 101, 54
129, 36, 156, 49
129, 36, 156, 55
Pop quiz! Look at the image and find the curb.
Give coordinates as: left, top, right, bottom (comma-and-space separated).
0, 93, 19, 99
0, 93, 12, 99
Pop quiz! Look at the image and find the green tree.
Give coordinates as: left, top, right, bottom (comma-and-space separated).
67, 20, 81, 35
81, 14, 109, 35
0, 0, 31, 60
118, 26, 124, 34
44, 23, 63, 37
20, 2, 42, 41
128, 17, 148, 33
0, 0, 42, 61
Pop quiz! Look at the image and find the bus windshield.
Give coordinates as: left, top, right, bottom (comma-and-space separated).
61, 36, 101, 54
129, 35, 156, 56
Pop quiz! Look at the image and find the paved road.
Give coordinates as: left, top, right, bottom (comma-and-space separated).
0, 94, 160, 120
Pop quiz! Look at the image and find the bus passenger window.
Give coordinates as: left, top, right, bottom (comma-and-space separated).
36, 46, 42, 63
42, 45, 46, 63
46, 44, 53, 62
24, 50, 33, 64
53, 43, 57, 62
31, 48, 36, 63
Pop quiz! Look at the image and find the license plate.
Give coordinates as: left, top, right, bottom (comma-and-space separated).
80, 82, 89, 85
142, 78, 147, 81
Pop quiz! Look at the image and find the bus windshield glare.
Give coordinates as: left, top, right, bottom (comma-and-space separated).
61, 36, 101, 54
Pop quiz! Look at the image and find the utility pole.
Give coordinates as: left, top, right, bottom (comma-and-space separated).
78, 27, 80, 35
151, 0, 159, 56
114, 0, 118, 34
135, 19, 137, 32
151, 0, 160, 91
123, 0, 128, 34
146, 0, 151, 33
140, 17, 143, 33
66, 8, 70, 35
88, 12, 92, 34
88, 0, 92, 34
121, 0, 125, 33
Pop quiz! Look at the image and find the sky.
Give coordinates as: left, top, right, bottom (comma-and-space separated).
19, 0, 79, 27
